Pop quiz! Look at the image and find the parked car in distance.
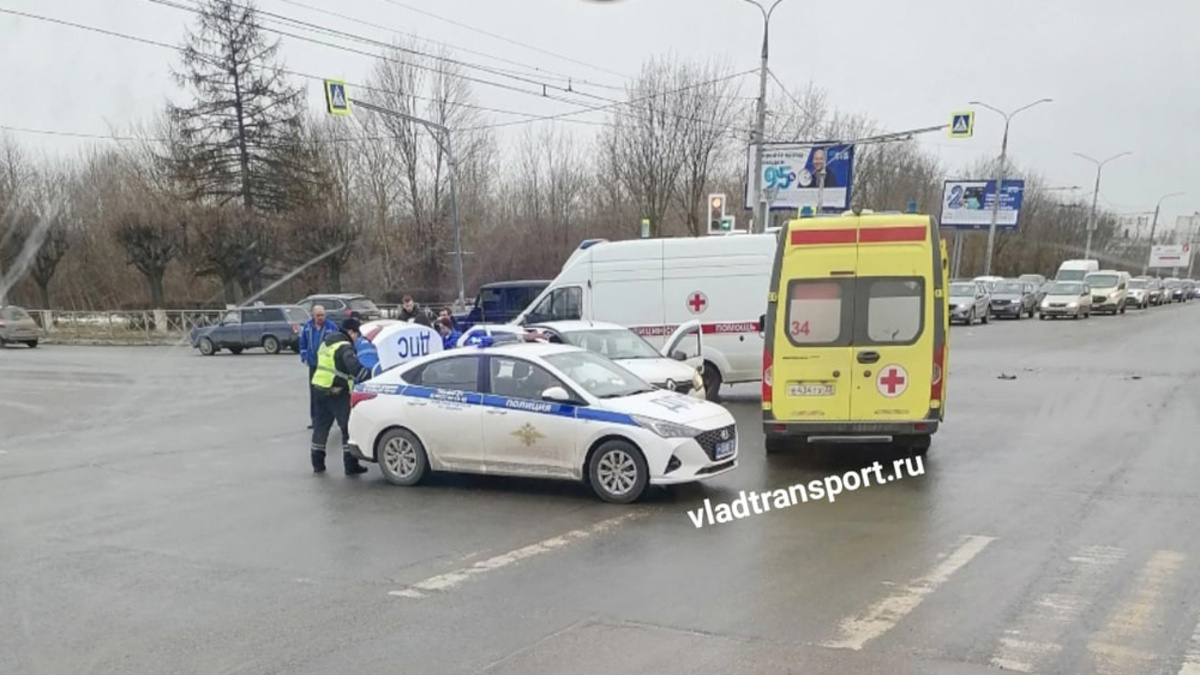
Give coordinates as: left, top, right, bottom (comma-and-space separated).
297, 294, 382, 322
1183, 279, 1196, 300
1018, 273, 1046, 287
1163, 278, 1186, 303
0, 305, 39, 347
190, 305, 309, 356
1139, 277, 1166, 306
454, 280, 549, 331
1039, 281, 1092, 319
949, 281, 991, 325
990, 280, 1038, 319
1084, 270, 1129, 315
973, 275, 1005, 293
1126, 278, 1151, 309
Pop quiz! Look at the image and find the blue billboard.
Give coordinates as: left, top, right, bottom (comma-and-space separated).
940, 179, 1025, 230
745, 143, 856, 211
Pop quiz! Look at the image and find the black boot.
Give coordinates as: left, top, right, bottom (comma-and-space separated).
343, 451, 368, 475
311, 450, 326, 473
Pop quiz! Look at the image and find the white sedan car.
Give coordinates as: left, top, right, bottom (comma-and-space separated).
347, 340, 738, 503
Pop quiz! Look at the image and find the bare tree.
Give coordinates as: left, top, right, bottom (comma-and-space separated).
114, 208, 182, 309
601, 57, 695, 237
672, 60, 744, 236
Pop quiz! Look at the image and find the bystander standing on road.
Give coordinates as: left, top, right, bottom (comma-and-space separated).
309, 318, 371, 475
298, 305, 339, 430
397, 295, 432, 326
436, 316, 461, 350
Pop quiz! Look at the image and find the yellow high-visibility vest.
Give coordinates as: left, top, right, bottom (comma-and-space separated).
311, 339, 354, 392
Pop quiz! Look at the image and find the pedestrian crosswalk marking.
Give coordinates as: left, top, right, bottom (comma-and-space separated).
1089, 550, 1186, 675
1178, 613, 1200, 675
823, 534, 995, 651
989, 545, 1125, 672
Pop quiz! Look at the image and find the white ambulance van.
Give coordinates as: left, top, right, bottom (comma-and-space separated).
513, 233, 778, 400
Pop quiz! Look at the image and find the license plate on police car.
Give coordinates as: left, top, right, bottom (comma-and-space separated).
714, 440, 735, 460
788, 383, 834, 396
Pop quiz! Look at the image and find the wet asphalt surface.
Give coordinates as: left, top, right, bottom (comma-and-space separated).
2, 302, 1200, 675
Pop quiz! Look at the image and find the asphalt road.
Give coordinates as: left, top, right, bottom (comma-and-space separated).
3, 303, 1200, 675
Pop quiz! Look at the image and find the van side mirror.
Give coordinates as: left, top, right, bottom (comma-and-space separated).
670, 350, 687, 362
541, 386, 571, 403
757, 313, 766, 336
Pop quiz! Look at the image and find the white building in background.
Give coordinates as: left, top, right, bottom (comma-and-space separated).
1118, 214, 1153, 240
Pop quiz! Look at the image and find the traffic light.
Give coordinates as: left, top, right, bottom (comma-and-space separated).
708, 193, 727, 234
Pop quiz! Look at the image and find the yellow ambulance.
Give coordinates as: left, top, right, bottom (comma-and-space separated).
761, 209, 949, 455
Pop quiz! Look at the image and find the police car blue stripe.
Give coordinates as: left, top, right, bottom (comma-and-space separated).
358, 382, 639, 427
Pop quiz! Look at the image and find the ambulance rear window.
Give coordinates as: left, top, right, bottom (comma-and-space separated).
785, 280, 847, 346
861, 278, 924, 345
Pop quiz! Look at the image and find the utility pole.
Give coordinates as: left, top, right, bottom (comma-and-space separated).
1142, 192, 1186, 276
742, 0, 784, 234
1187, 213, 1200, 278
1073, 151, 1130, 261
969, 98, 1052, 276
351, 98, 466, 310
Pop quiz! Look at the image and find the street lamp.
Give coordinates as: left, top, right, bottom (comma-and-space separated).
742, 0, 785, 234
1073, 151, 1131, 261
969, 98, 1052, 276
1142, 191, 1187, 275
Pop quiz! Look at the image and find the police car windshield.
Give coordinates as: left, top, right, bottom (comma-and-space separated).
543, 350, 653, 399
562, 329, 661, 359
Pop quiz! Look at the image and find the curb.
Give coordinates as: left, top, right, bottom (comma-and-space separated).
38, 337, 188, 347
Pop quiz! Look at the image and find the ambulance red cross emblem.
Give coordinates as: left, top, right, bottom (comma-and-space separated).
686, 291, 708, 314
876, 364, 908, 397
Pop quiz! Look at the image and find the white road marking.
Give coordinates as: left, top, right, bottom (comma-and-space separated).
823, 534, 995, 651
1089, 549, 1185, 675
990, 545, 1125, 672
389, 511, 646, 599
1178, 613, 1200, 675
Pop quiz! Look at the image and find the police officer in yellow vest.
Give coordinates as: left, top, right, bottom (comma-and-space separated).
310, 318, 371, 474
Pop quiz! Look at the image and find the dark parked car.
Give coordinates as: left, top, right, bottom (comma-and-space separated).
989, 280, 1038, 319
454, 280, 549, 330
297, 294, 382, 322
1164, 278, 1186, 303
190, 305, 309, 356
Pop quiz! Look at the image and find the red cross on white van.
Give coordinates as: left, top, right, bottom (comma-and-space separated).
687, 292, 708, 314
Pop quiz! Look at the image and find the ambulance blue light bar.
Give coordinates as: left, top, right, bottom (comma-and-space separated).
578, 239, 607, 250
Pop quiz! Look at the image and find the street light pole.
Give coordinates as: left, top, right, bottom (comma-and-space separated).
742, 0, 784, 234
1142, 191, 1186, 275
1073, 151, 1131, 261
352, 98, 467, 309
969, 98, 1052, 276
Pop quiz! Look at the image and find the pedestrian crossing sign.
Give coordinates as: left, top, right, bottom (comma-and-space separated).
949, 111, 974, 138
325, 80, 350, 116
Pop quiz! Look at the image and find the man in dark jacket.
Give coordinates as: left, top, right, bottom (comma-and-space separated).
299, 305, 339, 429
309, 318, 371, 475
397, 295, 432, 326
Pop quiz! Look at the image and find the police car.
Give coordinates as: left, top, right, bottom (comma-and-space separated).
346, 338, 738, 503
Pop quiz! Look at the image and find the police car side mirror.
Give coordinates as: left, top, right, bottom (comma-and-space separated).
541, 386, 572, 403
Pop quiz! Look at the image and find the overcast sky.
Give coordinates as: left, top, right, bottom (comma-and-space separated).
2, 0, 1198, 230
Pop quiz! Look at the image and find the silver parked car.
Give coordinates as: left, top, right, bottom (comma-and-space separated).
949, 281, 991, 325
0, 305, 39, 347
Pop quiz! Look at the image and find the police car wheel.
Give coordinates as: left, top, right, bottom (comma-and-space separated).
377, 428, 428, 487
588, 440, 648, 504
198, 337, 216, 356
262, 335, 280, 354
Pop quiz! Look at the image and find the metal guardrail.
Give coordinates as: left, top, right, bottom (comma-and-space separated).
28, 310, 224, 340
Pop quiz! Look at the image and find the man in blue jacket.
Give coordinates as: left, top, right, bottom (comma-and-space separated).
299, 305, 339, 429
353, 324, 381, 376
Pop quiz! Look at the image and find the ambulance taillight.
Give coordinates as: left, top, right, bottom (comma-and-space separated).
762, 349, 773, 401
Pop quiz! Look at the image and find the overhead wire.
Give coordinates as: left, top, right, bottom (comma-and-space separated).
376, 0, 627, 79
268, 0, 627, 91
145, 0, 753, 134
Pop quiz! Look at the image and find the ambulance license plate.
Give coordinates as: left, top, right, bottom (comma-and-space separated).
714, 440, 735, 460
788, 383, 834, 396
